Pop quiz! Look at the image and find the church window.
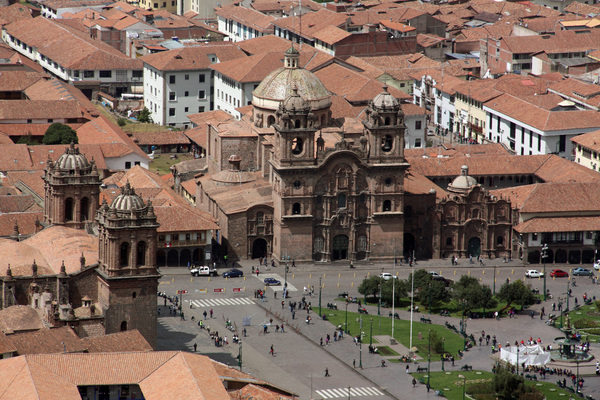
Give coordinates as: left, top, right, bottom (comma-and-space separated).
65, 197, 74, 222
137, 241, 146, 266
383, 199, 392, 212
81, 197, 89, 221
359, 194, 366, 203
446, 237, 453, 246
120, 242, 130, 267
257, 212, 264, 224
316, 195, 323, 204
385, 117, 390, 125
292, 203, 301, 215
293, 180, 302, 189
132, 292, 137, 299
381, 135, 393, 152
292, 137, 303, 155
472, 209, 479, 219
337, 193, 346, 208
120, 321, 128, 331
497, 236, 504, 246
405, 205, 412, 219
294, 119, 301, 128
384, 177, 392, 186
357, 236, 367, 251
267, 115, 275, 127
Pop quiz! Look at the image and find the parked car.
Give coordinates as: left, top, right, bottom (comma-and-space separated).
549, 269, 569, 278
190, 265, 218, 277
264, 277, 281, 286
572, 267, 593, 276
525, 270, 544, 278
429, 271, 452, 286
222, 269, 244, 278
594, 261, 600, 270
379, 272, 397, 281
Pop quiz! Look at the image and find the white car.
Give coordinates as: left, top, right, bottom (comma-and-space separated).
379, 272, 397, 281
525, 269, 544, 278
594, 261, 600, 271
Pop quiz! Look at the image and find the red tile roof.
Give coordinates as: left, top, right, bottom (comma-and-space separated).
140, 43, 246, 71
514, 216, 600, 233
215, 4, 276, 32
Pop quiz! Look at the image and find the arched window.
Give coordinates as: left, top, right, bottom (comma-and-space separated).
120, 321, 128, 331
267, 115, 275, 127
65, 197, 74, 222
120, 242, 130, 267
383, 200, 392, 211
337, 193, 346, 208
292, 137, 303, 155
256, 212, 264, 225
292, 203, 301, 215
132, 292, 137, 299
446, 237, 453, 246
321, 114, 326, 126
497, 236, 504, 246
80, 197, 89, 221
385, 117, 390, 125
136, 241, 146, 266
294, 119, 301, 129
472, 209, 480, 219
381, 135, 393, 152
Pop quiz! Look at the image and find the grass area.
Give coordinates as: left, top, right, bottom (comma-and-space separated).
149, 153, 194, 176
94, 103, 170, 133
323, 309, 464, 360
413, 371, 580, 400
377, 346, 399, 356
562, 302, 600, 342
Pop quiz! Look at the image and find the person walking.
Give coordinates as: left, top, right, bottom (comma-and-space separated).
325, 368, 330, 377
270, 345, 274, 356
203, 310, 207, 320
193, 343, 197, 352
412, 378, 417, 387
210, 309, 213, 318
406, 365, 409, 374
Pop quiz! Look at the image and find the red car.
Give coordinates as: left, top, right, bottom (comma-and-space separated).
550, 269, 569, 278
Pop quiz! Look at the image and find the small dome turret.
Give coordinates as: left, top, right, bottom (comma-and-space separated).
371, 85, 399, 110
55, 142, 91, 171
111, 182, 145, 211
448, 165, 478, 194
282, 85, 310, 113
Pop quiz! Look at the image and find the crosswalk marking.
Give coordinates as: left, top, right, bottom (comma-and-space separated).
189, 297, 255, 308
315, 387, 384, 399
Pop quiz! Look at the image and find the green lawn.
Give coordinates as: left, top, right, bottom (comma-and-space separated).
149, 153, 194, 176
323, 309, 464, 360
412, 371, 579, 400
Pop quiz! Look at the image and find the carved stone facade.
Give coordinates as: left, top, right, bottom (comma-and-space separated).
436, 166, 512, 260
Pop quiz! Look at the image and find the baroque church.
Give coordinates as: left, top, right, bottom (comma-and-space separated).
197, 47, 513, 263
0, 144, 159, 346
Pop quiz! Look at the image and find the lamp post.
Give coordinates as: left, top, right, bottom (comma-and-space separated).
378, 278, 382, 316
319, 277, 322, 316
427, 329, 431, 389
461, 302, 467, 351
459, 375, 466, 400
566, 278, 570, 313
441, 338, 445, 371
559, 298, 564, 328
369, 318, 373, 347
542, 244, 548, 300
359, 336, 363, 369
238, 340, 242, 371
576, 360, 580, 391
428, 283, 432, 315
345, 300, 349, 334
348, 386, 351, 400
493, 264, 496, 295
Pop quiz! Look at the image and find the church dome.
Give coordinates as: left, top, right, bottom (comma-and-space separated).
111, 182, 145, 211
252, 47, 331, 110
372, 85, 399, 110
55, 142, 91, 170
448, 165, 477, 194
282, 85, 310, 112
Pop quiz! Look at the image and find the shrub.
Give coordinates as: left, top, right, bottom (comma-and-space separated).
117, 117, 127, 126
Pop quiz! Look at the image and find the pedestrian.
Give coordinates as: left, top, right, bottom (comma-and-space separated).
210, 309, 213, 318
406, 365, 410, 374
325, 368, 330, 377
531, 310, 535, 319
270, 345, 274, 356
412, 378, 417, 387
194, 343, 197, 352
353, 359, 356, 368
181, 312, 185, 321
282, 301, 285, 309
203, 310, 207, 319
281, 323, 285, 333
381, 360, 386, 367
320, 337, 323, 346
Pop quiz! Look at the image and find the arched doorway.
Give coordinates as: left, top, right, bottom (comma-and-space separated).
568, 250, 580, 264
65, 198, 74, 222
582, 249, 595, 264
543, 249, 554, 264
80, 197, 89, 221
403, 233, 415, 259
120, 242, 130, 267
180, 249, 192, 267
156, 250, 166, 266
332, 235, 349, 260
555, 249, 567, 264
136, 241, 146, 266
467, 237, 481, 257
120, 321, 127, 331
252, 238, 267, 259
193, 248, 202, 265
167, 249, 179, 266
528, 250, 540, 264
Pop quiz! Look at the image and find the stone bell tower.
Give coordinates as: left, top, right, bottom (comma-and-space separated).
96, 182, 160, 347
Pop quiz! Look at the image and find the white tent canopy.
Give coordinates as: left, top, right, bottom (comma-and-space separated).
500, 344, 551, 366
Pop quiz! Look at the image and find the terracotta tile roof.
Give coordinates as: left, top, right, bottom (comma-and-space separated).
272, 9, 349, 39
417, 33, 445, 48
0, 71, 45, 92
140, 43, 246, 71
186, 110, 233, 147
129, 130, 190, 146
0, 212, 43, 237
82, 330, 153, 353
485, 93, 600, 132
0, 3, 32, 27
0, 225, 98, 277
0, 100, 84, 120
76, 116, 149, 159
329, 94, 364, 119
571, 129, 600, 151
3, 170, 46, 199
401, 103, 431, 116
0, 194, 39, 213
380, 19, 416, 33
314, 62, 409, 104
215, 4, 275, 32
236, 35, 292, 56
199, 174, 273, 215
533, 154, 600, 183
548, 77, 600, 109
5, 17, 142, 70
409, 68, 464, 95
312, 25, 352, 44
0, 123, 82, 138
250, 0, 321, 13
563, 1, 600, 17
154, 203, 218, 232
347, 6, 428, 27
0, 306, 45, 333
405, 170, 447, 198
5, 327, 87, 355
514, 215, 600, 233
0, 332, 17, 354
501, 29, 600, 55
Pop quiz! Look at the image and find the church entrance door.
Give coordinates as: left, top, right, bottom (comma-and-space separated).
332, 235, 349, 260
467, 237, 481, 258
252, 238, 268, 259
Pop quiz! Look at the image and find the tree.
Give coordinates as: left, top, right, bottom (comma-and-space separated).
453, 275, 497, 313
380, 278, 409, 306
137, 107, 152, 123
42, 123, 78, 145
410, 269, 451, 310
497, 280, 536, 310
358, 276, 382, 300
492, 364, 543, 400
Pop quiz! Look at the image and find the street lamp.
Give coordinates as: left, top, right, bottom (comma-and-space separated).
459, 375, 466, 400
359, 335, 363, 369
319, 277, 322, 317
378, 278, 382, 316
428, 283, 432, 315
427, 329, 431, 389
345, 300, 349, 334
542, 244, 548, 300
369, 318, 373, 347
441, 338, 445, 371
238, 340, 242, 371
493, 264, 496, 295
